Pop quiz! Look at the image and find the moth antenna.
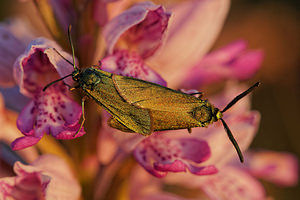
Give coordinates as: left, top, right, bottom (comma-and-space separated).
68, 25, 77, 71
52, 48, 75, 66
221, 82, 260, 113
220, 118, 244, 163
43, 73, 73, 91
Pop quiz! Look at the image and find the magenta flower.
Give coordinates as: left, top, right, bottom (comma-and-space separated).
181, 40, 264, 88
11, 38, 85, 150
101, 1, 169, 86
126, 146, 298, 200
0, 154, 81, 200
134, 133, 217, 177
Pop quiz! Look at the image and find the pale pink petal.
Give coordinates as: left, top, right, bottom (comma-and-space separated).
101, 50, 166, 86
201, 111, 260, 167
0, 154, 81, 200
148, 0, 230, 87
133, 134, 216, 177
103, 2, 170, 58
13, 88, 85, 150
209, 83, 254, 114
13, 38, 74, 97
242, 151, 298, 186
199, 166, 266, 200
44, 47, 76, 86
0, 164, 50, 200
29, 154, 81, 199
181, 40, 264, 88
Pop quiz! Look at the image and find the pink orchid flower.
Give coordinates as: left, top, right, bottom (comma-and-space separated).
0, 154, 81, 200
11, 38, 85, 150
126, 149, 298, 200
101, 1, 169, 86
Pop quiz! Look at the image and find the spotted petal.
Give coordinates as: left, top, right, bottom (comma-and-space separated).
12, 88, 85, 150
101, 50, 166, 86
134, 134, 217, 177
199, 166, 266, 200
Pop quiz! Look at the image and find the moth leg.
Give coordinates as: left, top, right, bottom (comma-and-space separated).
187, 128, 192, 134
62, 82, 75, 90
108, 117, 135, 133
73, 96, 87, 137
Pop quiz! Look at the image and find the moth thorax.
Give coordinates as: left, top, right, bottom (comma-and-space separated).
80, 68, 101, 90
193, 105, 213, 124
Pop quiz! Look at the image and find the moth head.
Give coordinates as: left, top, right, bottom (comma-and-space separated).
72, 68, 80, 82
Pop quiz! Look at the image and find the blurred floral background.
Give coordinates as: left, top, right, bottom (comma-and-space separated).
0, 0, 299, 199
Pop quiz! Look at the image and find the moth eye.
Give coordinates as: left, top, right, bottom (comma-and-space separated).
192, 106, 212, 123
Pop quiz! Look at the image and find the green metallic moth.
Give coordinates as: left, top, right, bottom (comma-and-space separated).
44, 26, 260, 162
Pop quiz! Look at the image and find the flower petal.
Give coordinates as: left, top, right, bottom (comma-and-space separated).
180, 40, 264, 88
0, 164, 50, 200
133, 134, 216, 177
243, 151, 298, 186
14, 88, 85, 150
103, 2, 170, 58
148, 0, 230, 87
199, 166, 266, 200
0, 154, 81, 200
13, 38, 74, 97
11, 136, 42, 151
101, 50, 166, 86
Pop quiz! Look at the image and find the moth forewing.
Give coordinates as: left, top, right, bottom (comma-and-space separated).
78, 68, 153, 135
